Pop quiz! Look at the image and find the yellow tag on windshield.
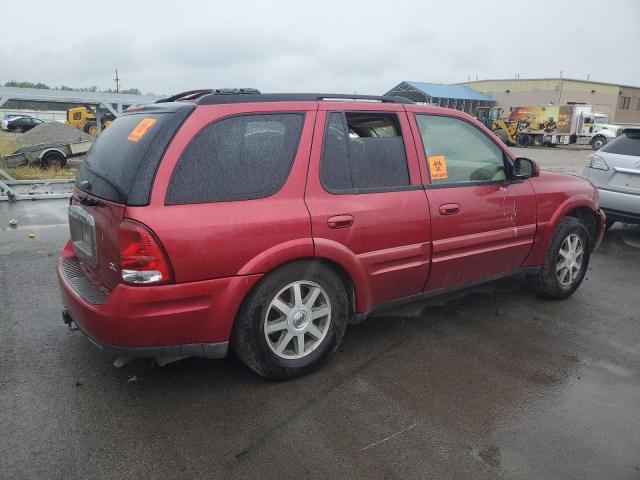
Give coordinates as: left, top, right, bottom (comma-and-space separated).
428, 155, 448, 180
128, 118, 156, 142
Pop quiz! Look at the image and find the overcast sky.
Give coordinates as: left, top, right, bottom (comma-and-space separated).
2, 0, 639, 96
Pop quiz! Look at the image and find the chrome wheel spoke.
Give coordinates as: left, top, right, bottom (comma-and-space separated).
265, 319, 288, 334
304, 286, 322, 308
293, 283, 303, 306
307, 323, 324, 340
296, 334, 305, 355
556, 260, 566, 271
272, 298, 292, 316
275, 332, 293, 354
311, 307, 330, 320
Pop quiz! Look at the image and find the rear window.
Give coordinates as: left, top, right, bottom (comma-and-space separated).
601, 130, 640, 156
75, 105, 193, 205
165, 113, 303, 204
320, 111, 410, 192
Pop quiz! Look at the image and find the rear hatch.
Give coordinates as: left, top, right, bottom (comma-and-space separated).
69, 103, 194, 289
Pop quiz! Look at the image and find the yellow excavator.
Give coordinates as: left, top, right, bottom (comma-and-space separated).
476, 107, 520, 146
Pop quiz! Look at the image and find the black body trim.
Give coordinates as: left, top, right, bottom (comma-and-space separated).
602, 207, 640, 223
349, 267, 541, 324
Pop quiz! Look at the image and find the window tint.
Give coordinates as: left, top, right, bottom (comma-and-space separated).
320, 112, 410, 192
416, 115, 506, 184
166, 113, 303, 204
601, 130, 640, 156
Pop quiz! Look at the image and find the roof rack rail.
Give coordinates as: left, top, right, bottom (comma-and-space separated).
156, 88, 261, 103
196, 93, 413, 105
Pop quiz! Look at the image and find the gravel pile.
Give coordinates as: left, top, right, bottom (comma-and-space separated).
16, 122, 93, 149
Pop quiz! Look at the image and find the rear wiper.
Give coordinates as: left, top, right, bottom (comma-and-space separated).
73, 193, 102, 207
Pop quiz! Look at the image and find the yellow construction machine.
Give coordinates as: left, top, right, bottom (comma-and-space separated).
476, 107, 519, 146
67, 106, 115, 136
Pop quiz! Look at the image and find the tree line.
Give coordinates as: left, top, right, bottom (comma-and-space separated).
2, 80, 151, 111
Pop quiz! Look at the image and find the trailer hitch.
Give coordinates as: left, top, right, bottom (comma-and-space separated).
62, 309, 79, 331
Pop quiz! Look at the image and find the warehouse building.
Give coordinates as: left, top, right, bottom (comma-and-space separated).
460, 78, 640, 124
385, 81, 494, 116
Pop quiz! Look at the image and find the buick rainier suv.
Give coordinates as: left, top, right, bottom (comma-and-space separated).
58, 89, 606, 379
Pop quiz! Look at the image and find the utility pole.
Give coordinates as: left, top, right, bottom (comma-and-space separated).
114, 69, 121, 93
558, 70, 564, 105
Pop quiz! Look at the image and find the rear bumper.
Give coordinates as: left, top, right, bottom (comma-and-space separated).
602, 208, 640, 224
598, 188, 640, 220
57, 244, 262, 358
62, 308, 228, 359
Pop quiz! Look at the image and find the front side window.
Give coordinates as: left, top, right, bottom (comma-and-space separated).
416, 115, 506, 185
320, 111, 410, 192
166, 113, 303, 204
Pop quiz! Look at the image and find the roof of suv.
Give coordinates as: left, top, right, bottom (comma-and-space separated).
156, 88, 414, 106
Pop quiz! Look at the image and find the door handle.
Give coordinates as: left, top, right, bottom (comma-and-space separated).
327, 215, 354, 229
439, 203, 460, 215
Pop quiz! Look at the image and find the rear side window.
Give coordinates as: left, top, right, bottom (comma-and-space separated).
601, 130, 640, 156
166, 113, 303, 204
320, 112, 410, 192
76, 105, 193, 205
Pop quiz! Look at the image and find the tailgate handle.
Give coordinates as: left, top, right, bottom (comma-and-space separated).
328, 215, 354, 229
439, 203, 460, 215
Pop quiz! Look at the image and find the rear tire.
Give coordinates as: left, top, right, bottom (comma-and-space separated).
231, 261, 349, 380
533, 135, 544, 146
84, 122, 97, 136
528, 217, 591, 300
14, 126, 23, 133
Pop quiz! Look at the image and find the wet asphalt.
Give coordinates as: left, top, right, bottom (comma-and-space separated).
1, 199, 639, 480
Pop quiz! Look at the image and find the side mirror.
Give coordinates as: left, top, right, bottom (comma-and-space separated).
513, 157, 540, 179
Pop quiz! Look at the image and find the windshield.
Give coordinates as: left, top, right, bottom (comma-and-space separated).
594, 116, 608, 124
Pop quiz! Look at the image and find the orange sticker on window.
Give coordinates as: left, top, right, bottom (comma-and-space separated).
127, 118, 157, 142
428, 155, 448, 179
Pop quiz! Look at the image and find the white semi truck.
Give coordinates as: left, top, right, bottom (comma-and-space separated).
509, 104, 624, 150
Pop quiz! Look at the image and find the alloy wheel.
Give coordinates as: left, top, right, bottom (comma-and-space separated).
556, 233, 584, 286
263, 281, 331, 360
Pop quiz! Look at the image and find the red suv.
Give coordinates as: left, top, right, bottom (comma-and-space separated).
58, 89, 606, 379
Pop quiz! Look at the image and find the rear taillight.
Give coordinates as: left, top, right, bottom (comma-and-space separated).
586, 154, 609, 171
118, 220, 173, 285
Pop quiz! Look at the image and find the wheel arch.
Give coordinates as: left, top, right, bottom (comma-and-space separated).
235, 238, 370, 321
565, 206, 599, 245
523, 197, 601, 267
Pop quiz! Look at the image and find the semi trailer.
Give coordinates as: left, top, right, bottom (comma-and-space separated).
509, 104, 623, 150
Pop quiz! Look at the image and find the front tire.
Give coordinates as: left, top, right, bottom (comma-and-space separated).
518, 134, 532, 147
528, 217, 591, 299
591, 136, 607, 150
231, 261, 349, 380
